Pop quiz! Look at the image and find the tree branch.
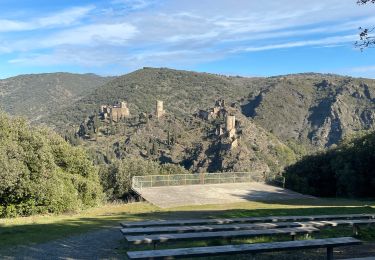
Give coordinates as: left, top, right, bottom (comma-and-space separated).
357, 0, 375, 4
356, 0, 375, 49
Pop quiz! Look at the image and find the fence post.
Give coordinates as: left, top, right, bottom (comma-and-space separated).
199, 172, 204, 184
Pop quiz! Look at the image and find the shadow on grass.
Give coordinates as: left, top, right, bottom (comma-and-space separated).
228, 188, 375, 207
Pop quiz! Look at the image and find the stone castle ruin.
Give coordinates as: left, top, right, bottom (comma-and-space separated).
197, 99, 227, 121
100, 101, 130, 122
155, 100, 165, 119
99, 100, 166, 123
197, 99, 240, 150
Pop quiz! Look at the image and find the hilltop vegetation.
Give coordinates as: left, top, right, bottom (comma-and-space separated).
46, 68, 375, 151
284, 131, 375, 197
0, 73, 111, 122
244, 73, 375, 148
45, 68, 264, 127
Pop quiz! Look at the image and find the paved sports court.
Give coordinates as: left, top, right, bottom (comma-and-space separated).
136, 182, 315, 208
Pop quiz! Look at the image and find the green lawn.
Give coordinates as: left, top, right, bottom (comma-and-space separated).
1, 197, 375, 251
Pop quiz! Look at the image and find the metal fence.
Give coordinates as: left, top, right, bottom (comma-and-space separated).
132, 172, 267, 190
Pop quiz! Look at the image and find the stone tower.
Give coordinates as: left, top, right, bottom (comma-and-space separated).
226, 115, 236, 139
156, 100, 165, 118
226, 115, 235, 131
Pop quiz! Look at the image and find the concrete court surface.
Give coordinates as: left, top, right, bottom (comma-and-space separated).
136, 182, 315, 208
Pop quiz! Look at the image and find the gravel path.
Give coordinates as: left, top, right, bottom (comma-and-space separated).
0, 226, 124, 260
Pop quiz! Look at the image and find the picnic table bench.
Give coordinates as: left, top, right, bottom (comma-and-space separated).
125, 226, 318, 248
127, 236, 362, 260
121, 213, 375, 228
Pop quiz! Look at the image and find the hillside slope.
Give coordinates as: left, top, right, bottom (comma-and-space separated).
78, 101, 296, 175
243, 73, 375, 147
0, 73, 111, 121
46, 68, 375, 149
46, 68, 264, 127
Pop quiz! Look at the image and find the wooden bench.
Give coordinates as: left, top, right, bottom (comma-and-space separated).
127, 237, 362, 260
121, 214, 375, 228
121, 221, 304, 235
125, 226, 318, 248
121, 219, 375, 236
302, 219, 375, 235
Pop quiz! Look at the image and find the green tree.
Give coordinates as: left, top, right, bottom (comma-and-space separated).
0, 113, 103, 217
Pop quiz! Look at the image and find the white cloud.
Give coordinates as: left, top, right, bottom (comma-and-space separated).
0, 6, 94, 32
236, 35, 357, 52
40, 23, 138, 47
0, 19, 31, 32
4, 0, 375, 71
36, 6, 95, 27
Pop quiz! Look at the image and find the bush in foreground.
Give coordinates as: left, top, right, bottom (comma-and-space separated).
0, 113, 103, 217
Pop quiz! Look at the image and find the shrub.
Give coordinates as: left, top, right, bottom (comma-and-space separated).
0, 113, 103, 217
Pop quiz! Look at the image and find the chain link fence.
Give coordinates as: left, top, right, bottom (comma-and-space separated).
131, 172, 275, 190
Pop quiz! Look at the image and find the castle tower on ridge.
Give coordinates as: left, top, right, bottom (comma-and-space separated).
156, 100, 165, 118
226, 115, 236, 139
226, 115, 235, 131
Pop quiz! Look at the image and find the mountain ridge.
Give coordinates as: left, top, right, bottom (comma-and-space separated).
0, 72, 112, 121
45, 67, 375, 150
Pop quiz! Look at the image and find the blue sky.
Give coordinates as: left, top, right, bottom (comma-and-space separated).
1, 0, 375, 78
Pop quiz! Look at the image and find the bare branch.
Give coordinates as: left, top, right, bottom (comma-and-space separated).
357, 0, 375, 4
356, 0, 375, 49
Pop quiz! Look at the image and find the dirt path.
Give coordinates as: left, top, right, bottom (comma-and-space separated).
0, 227, 124, 260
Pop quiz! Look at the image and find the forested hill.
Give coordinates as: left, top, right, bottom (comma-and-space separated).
45, 68, 264, 127
0, 72, 112, 122
243, 73, 375, 148
46, 68, 375, 149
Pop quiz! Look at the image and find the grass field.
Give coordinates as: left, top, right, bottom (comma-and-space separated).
1, 197, 375, 252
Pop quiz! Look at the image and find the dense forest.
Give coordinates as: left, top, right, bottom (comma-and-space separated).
284, 131, 375, 198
